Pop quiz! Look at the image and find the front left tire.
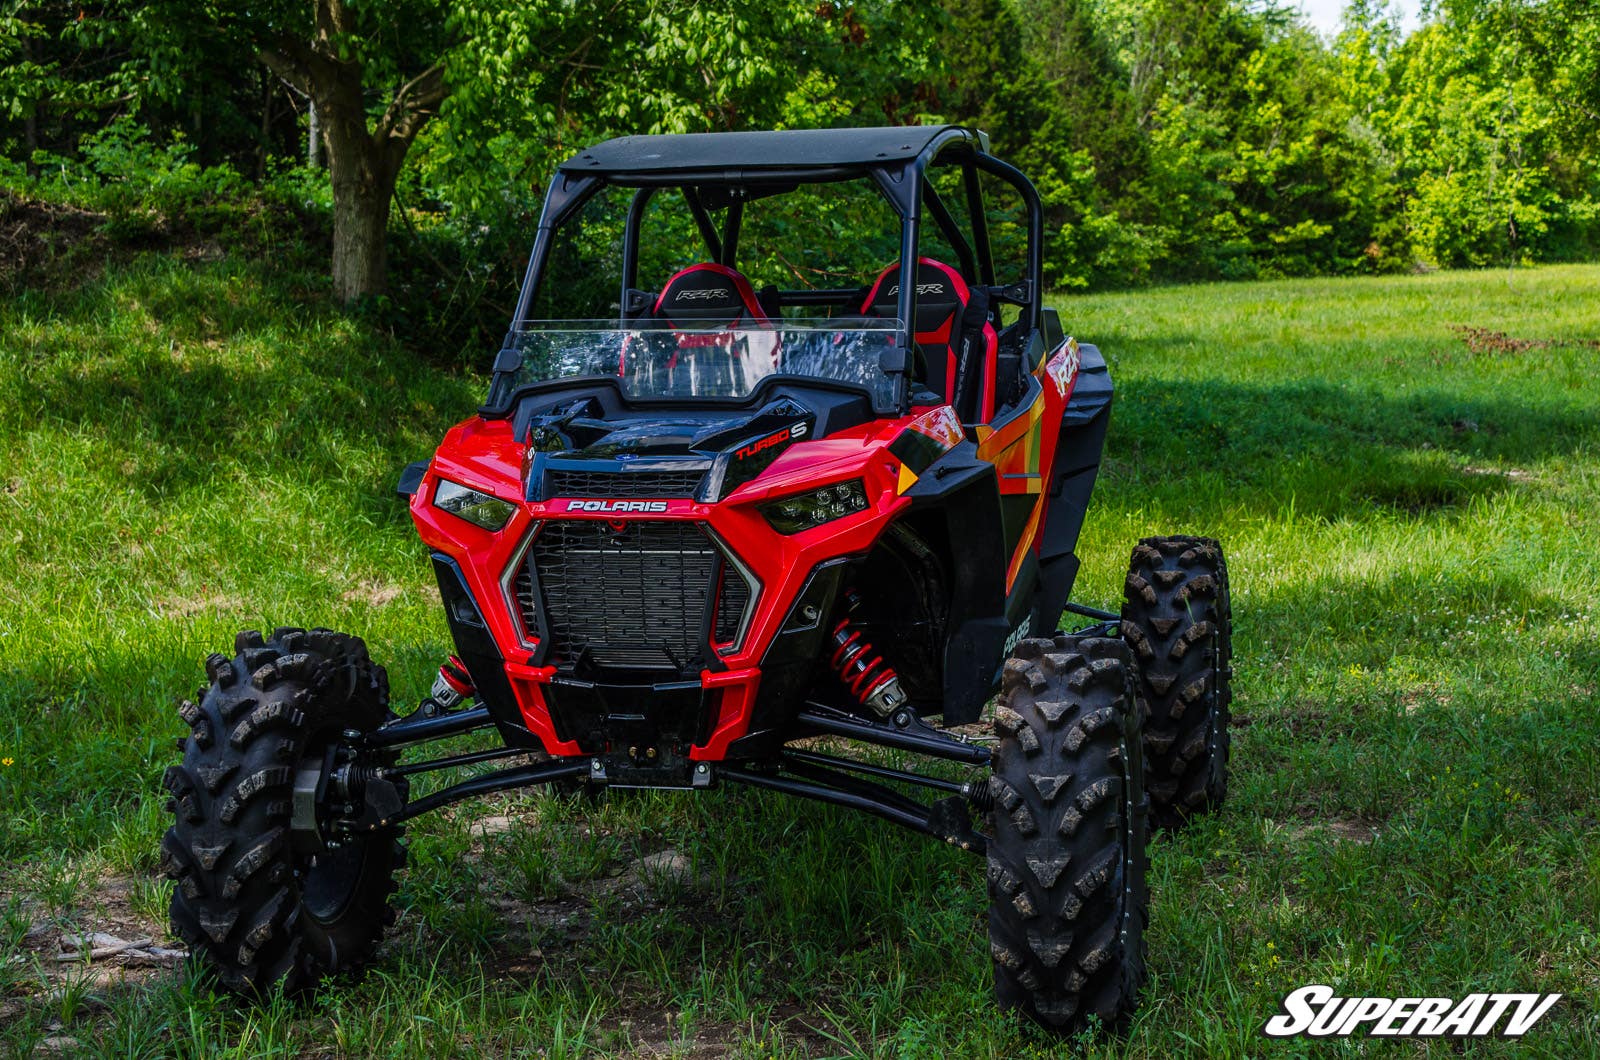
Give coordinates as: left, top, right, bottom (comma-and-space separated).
986, 634, 1151, 1034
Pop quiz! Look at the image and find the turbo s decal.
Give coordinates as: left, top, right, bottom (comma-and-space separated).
735, 422, 807, 461
1045, 337, 1081, 398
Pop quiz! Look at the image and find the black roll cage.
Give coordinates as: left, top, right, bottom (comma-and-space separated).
490, 126, 1045, 416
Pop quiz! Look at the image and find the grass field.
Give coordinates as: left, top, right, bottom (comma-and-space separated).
1, 256, 1598, 1057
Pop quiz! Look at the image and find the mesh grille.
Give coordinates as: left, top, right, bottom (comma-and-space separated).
545, 468, 705, 499
511, 564, 539, 640
529, 521, 718, 670
713, 565, 751, 647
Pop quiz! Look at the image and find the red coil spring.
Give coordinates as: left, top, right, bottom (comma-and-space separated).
829, 617, 900, 706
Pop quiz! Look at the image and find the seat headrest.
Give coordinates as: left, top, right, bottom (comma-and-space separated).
652, 264, 769, 327
861, 258, 971, 337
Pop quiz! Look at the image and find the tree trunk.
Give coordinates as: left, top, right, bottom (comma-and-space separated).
308, 100, 322, 169
258, 9, 445, 303
329, 165, 397, 302
316, 64, 403, 302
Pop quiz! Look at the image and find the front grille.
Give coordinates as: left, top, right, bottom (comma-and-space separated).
545, 468, 705, 499
511, 564, 539, 640
713, 565, 751, 647
528, 521, 721, 670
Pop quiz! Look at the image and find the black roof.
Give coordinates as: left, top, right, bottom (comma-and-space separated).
558, 125, 983, 177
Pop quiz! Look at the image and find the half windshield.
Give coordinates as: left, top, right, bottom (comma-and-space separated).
499, 319, 905, 412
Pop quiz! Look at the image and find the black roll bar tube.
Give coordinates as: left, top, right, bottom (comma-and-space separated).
621, 186, 657, 295
970, 152, 1045, 334
963, 161, 995, 286
683, 186, 725, 262
921, 179, 978, 281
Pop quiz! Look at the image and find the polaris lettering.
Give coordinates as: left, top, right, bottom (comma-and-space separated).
561, 500, 671, 513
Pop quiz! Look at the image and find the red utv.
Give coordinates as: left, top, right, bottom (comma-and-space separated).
160, 126, 1234, 1035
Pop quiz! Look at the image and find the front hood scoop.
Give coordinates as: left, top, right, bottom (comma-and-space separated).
527, 397, 812, 461
523, 397, 818, 503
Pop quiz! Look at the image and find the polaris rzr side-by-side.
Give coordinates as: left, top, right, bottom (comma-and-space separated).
160, 126, 1234, 1034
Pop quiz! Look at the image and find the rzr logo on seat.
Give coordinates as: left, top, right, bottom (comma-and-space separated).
886, 282, 946, 296
563, 500, 670, 513
735, 422, 807, 461
676, 288, 732, 302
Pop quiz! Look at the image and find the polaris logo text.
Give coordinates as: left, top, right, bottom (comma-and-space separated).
1264, 986, 1560, 1039
676, 288, 731, 301
735, 423, 806, 460
562, 500, 670, 513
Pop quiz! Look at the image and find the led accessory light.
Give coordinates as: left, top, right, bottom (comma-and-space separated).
762, 479, 870, 535
433, 478, 516, 531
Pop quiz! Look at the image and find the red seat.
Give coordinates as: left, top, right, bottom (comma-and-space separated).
650, 263, 771, 328
861, 257, 998, 423
626, 264, 773, 392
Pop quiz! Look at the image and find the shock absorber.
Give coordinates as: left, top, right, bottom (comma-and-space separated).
828, 592, 908, 718
422, 656, 475, 716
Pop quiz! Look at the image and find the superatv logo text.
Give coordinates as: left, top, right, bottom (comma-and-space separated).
675, 288, 731, 302
1264, 986, 1561, 1039
735, 423, 807, 460
562, 500, 670, 513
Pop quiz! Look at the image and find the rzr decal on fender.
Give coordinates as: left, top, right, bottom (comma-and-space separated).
562, 500, 670, 513
1045, 337, 1081, 398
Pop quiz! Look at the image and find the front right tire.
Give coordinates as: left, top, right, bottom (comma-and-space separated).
160, 627, 405, 995
987, 634, 1150, 1034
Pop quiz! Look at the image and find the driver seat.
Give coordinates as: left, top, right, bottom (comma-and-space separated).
861, 257, 998, 423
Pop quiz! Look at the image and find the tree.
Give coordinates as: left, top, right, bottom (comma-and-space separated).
244, 2, 450, 301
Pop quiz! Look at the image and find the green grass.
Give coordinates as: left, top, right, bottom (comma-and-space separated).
2, 257, 1598, 1056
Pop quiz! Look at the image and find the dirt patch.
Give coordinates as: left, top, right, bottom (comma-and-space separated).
0, 192, 106, 294
588, 1002, 834, 1058
342, 579, 405, 607
1277, 817, 1380, 845
3, 871, 182, 1018
1450, 324, 1600, 355
156, 592, 247, 618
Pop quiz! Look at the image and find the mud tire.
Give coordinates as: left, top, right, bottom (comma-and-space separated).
987, 634, 1150, 1034
1120, 535, 1233, 829
160, 627, 405, 995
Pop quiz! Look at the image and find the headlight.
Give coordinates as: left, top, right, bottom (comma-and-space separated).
761, 479, 870, 534
433, 479, 516, 531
